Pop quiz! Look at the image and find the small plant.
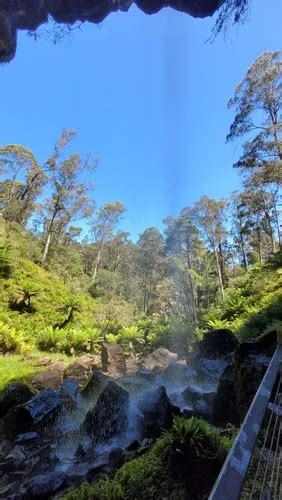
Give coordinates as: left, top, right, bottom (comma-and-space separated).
10, 278, 42, 313
206, 318, 229, 330
37, 325, 67, 352
0, 321, 31, 354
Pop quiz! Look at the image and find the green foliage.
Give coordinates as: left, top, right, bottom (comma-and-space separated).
0, 321, 31, 354
64, 417, 231, 500
201, 258, 282, 340
0, 247, 14, 278
37, 325, 102, 354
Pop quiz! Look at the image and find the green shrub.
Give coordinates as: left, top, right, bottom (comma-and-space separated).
0, 321, 31, 354
0, 247, 14, 278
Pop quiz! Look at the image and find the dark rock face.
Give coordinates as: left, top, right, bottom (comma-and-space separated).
0, 383, 34, 418
82, 381, 129, 443
213, 365, 240, 425
20, 471, 66, 498
101, 343, 126, 377
15, 388, 64, 433
81, 369, 109, 402
137, 385, 174, 438
0, 0, 223, 63
198, 329, 239, 359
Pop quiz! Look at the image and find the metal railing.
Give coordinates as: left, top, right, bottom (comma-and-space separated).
209, 344, 282, 500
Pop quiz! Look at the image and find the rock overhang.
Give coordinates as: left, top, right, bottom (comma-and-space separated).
0, 0, 224, 63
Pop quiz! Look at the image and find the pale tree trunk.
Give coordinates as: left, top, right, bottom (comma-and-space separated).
215, 247, 225, 300
41, 205, 59, 265
92, 248, 101, 284
42, 232, 51, 264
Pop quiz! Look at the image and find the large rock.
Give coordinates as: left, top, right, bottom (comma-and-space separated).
20, 472, 66, 498
141, 347, 178, 372
64, 359, 93, 383
82, 381, 129, 444
137, 385, 175, 438
101, 343, 126, 377
30, 370, 63, 390
0, 1, 223, 63
0, 383, 34, 418
233, 348, 271, 420
15, 388, 64, 433
213, 365, 240, 425
81, 370, 109, 402
198, 329, 239, 359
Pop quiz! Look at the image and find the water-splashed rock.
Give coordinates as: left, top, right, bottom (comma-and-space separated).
198, 329, 239, 359
15, 388, 64, 433
82, 381, 129, 444
137, 385, 175, 438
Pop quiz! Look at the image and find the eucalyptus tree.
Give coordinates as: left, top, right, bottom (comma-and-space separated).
90, 201, 126, 284
41, 129, 98, 264
192, 196, 229, 300
136, 227, 165, 315
227, 50, 281, 186
0, 144, 45, 224
163, 208, 202, 324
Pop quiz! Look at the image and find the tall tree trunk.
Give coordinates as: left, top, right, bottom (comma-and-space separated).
257, 227, 262, 265
240, 233, 248, 270
42, 232, 51, 264
92, 247, 101, 284
215, 247, 225, 300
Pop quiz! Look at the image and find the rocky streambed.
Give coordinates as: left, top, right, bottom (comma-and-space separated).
0, 329, 277, 499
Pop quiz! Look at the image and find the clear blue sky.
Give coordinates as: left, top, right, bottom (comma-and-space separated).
1, 0, 281, 240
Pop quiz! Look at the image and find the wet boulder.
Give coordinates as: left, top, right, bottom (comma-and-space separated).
0, 383, 34, 418
20, 471, 66, 498
137, 385, 175, 439
15, 388, 64, 433
213, 365, 240, 425
101, 343, 126, 377
81, 370, 109, 402
162, 362, 197, 385
198, 329, 239, 359
140, 347, 178, 372
82, 381, 129, 444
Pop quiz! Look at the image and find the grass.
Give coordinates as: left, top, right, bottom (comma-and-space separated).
0, 351, 74, 390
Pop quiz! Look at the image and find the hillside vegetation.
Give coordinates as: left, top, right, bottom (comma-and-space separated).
0, 51, 281, 384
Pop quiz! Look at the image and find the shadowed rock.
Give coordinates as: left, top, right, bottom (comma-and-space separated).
137, 385, 174, 438
198, 329, 239, 359
15, 388, 64, 433
213, 365, 240, 425
0, 383, 34, 418
82, 381, 129, 444
81, 369, 109, 402
20, 471, 66, 498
